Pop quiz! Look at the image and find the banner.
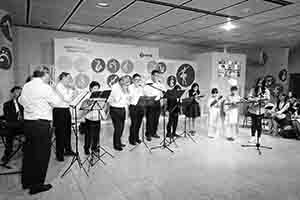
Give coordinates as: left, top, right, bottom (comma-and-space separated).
54, 37, 159, 90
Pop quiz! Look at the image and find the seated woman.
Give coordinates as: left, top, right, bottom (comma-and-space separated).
270, 93, 291, 136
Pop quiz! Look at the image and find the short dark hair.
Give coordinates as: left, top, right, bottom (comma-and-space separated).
58, 72, 70, 81
230, 86, 238, 91
151, 70, 160, 76
174, 85, 181, 90
32, 65, 50, 78
211, 88, 218, 94
10, 86, 22, 93
132, 73, 141, 79
89, 81, 100, 90
25, 76, 32, 83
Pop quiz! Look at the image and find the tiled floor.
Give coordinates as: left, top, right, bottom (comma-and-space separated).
1, 116, 300, 200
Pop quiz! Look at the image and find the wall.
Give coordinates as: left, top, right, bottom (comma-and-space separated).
289, 44, 300, 74
233, 47, 289, 95
14, 26, 199, 85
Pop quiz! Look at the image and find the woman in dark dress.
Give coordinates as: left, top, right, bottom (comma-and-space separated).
186, 83, 201, 135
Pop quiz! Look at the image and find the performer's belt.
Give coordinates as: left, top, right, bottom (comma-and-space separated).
24, 119, 51, 123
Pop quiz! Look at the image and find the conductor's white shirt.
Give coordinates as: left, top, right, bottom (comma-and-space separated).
19, 78, 64, 121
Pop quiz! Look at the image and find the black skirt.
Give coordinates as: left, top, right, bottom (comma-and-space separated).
184, 101, 201, 118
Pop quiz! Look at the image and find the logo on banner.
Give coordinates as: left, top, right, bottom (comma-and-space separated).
107, 59, 120, 73
176, 64, 195, 87
167, 75, 177, 88
75, 73, 90, 89
0, 46, 12, 70
0, 14, 12, 42
91, 58, 105, 73
121, 60, 134, 74
157, 62, 167, 74
107, 74, 119, 87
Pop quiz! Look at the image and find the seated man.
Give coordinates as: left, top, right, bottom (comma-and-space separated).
1, 86, 24, 162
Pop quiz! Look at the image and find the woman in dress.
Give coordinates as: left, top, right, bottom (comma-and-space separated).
186, 83, 201, 135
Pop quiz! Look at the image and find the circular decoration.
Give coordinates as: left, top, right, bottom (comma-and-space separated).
91, 58, 105, 73
56, 56, 72, 70
75, 73, 90, 89
147, 60, 158, 73
0, 14, 13, 42
279, 69, 288, 82
107, 74, 119, 87
121, 60, 134, 74
265, 75, 276, 88
176, 64, 195, 87
73, 56, 89, 72
167, 75, 177, 88
0, 46, 12, 70
107, 58, 120, 73
157, 62, 167, 74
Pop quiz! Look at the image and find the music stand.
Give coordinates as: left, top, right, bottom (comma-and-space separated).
241, 97, 272, 155
82, 90, 114, 169
130, 96, 156, 153
151, 90, 175, 153
61, 91, 90, 178
180, 97, 197, 143
166, 89, 185, 147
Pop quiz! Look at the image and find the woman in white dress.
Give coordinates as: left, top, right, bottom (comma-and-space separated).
224, 86, 241, 141
207, 88, 223, 138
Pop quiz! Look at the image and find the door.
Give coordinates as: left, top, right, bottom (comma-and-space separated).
289, 73, 300, 98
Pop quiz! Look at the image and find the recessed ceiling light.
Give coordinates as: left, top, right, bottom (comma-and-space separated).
221, 18, 237, 31
96, 2, 110, 8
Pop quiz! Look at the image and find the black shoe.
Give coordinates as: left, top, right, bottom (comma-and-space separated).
64, 151, 76, 156
152, 134, 160, 138
84, 149, 90, 155
146, 136, 152, 141
173, 133, 181, 138
129, 141, 136, 145
136, 139, 142, 144
166, 133, 171, 138
121, 144, 126, 147
92, 148, 99, 153
29, 184, 52, 195
56, 157, 64, 162
114, 146, 123, 151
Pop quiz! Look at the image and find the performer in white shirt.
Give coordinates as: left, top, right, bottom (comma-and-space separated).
19, 65, 65, 195
108, 76, 131, 151
53, 72, 77, 161
128, 73, 144, 145
143, 70, 167, 141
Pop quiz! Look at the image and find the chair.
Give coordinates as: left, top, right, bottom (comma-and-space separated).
0, 118, 24, 175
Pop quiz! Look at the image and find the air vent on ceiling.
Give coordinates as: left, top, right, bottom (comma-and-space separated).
263, 0, 293, 6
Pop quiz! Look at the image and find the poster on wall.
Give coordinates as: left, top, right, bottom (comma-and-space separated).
278, 68, 288, 82
54, 38, 159, 90
0, 9, 14, 116
176, 64, 195, 87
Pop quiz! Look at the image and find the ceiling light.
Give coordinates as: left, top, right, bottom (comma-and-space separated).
221, 19, 237, 31
96, 2, 109, 8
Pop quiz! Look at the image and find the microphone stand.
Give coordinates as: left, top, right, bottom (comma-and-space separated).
61, 91, 90, 178
241, 96, 272, 155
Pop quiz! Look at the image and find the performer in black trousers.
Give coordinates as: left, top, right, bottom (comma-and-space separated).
128, 73, 144, 145
247, 78, 270, 143
166, 85, 182, 138
144, 70, 166, 141
19, 65, 64, 195
108, 76, 131, 151
53, 72, 76, 161
1, 86, 24, 162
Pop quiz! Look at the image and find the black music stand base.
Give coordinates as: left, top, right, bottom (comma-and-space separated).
151, 142, 174, 153
179, 117, 197, 143
61, 152, 88, 177
241, 136, 272, 155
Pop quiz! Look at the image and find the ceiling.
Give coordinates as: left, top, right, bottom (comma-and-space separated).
2, 0, 300, 49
